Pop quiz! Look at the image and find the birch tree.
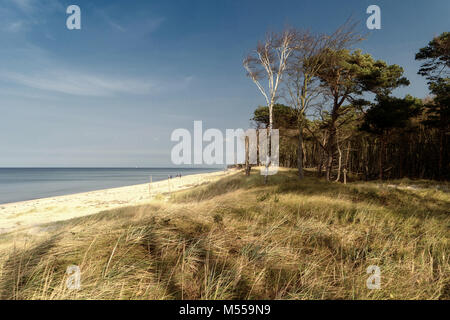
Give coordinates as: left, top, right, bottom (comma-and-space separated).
243, 29, 295, 182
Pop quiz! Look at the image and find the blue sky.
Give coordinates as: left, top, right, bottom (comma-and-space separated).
0, 0, 448, 167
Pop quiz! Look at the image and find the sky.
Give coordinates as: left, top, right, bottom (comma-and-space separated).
0, 0, 448, 167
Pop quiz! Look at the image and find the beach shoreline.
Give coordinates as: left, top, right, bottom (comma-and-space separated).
0, 169, 234, 235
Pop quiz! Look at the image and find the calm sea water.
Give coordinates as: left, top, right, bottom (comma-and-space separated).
0, 168, 220, 204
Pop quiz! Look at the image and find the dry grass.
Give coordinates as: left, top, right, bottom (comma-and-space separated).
0, 168, 448, 300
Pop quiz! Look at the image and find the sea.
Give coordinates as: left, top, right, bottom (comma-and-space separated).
0, 168, 221, 204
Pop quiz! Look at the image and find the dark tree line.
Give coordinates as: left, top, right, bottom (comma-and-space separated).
246, 28, 449, 181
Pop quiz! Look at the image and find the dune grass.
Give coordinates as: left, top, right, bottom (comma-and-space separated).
0, 168, 448, 300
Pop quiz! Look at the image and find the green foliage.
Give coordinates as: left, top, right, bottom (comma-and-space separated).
252, 104, 297, 129
316, 49, 409, 103
416, 32, 449, 136
361, 95, 423, 135
415, 32, 450, 82
317, 49, 363, 98
423, 78, 450, 128
358, 60, 410, 96
246, 30, 447, 180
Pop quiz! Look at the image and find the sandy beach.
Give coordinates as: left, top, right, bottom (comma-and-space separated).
0, 169, 233, 235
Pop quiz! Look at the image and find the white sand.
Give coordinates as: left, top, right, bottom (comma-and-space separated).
0, 169, 234, 234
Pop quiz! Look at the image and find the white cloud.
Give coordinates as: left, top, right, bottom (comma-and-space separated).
6, 20, 26, 32
10, 0, 33, 13
2, 70, 162, 97
2, 0, 64, 35
9, 0, 63, 13
95, 8, 165, 35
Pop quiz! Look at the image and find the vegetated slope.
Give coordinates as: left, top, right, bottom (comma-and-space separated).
0, 169, 448, 299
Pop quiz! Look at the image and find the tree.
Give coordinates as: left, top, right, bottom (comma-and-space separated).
361, 95, 422, 180
416, 32, 450, 179
416, 32, 449, 83
317, 49, 409, 180
284, 22, 362, 179
252, 104, 298, 168
252, 104, 297, 129
244, 29, 296, 182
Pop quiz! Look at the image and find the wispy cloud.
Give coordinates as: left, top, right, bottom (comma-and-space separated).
10, 0, 33, 13
2, 0, 63, 35
6, 20, 26, 32
95, 7, 165, 35
9, 0, 63, 14
0, 40, 193, 98
2, 70, 162, 97
0, 3, 182, 99
97, 10, 126, 32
